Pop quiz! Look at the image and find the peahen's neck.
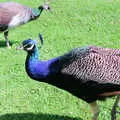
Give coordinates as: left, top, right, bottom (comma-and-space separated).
31, 7, 43, 20
25, 46, 60, 81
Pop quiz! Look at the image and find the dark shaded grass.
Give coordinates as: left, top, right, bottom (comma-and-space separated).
0, 113, 82, 120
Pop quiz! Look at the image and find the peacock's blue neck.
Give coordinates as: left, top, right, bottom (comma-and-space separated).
27, 46, 39, 61
25, 46, 60, 81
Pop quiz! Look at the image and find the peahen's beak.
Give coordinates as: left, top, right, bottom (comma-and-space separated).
16, 44, 24, 50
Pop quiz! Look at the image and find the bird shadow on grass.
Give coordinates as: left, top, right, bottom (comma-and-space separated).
0, 113, 83, 120
0, 41, 17, 48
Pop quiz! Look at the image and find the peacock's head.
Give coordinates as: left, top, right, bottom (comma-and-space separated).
17, 34, 44, 52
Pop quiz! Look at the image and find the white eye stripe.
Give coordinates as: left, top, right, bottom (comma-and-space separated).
23, 43, 31, 48
23, 42, 34, 48
26, 44, 34, 51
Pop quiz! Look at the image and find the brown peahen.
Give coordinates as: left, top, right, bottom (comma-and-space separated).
0, 2, 50, 48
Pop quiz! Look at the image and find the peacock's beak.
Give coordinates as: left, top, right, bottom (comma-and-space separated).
16, 44, 24, 50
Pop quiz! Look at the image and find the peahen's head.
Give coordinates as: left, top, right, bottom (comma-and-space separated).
38, 4, 50, 11
17, 34, 44, 52
31, 3, 50, 20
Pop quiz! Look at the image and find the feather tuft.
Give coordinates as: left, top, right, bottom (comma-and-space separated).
39, 33, 44, 49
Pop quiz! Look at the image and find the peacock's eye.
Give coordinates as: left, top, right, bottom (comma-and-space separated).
24, 43, 32, 49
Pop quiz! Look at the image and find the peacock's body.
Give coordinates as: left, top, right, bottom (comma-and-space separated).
17, 36, 120, 120
0, 2, 50, 47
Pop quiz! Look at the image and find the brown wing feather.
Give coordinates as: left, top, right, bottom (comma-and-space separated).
0, 2, 29, 25
90, 46, 120, 56
61, 46, 120, 85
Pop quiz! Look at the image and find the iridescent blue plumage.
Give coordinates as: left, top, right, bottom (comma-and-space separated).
18, 36, 120, 120
26, 50, 60, 80
23, 39, 60, 80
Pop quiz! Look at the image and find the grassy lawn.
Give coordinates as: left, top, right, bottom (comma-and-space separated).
0, 0, 120, 120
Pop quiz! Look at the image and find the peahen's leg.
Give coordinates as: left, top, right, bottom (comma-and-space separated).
111, 95, 120, 120
89, 101, 99, 120
4, 31, 11, 48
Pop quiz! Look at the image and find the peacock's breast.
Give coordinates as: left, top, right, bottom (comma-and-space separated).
26, 60, 50, 80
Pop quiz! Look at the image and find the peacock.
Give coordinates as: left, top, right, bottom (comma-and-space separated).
17, 34, 120, 120
0, 1, 50, 48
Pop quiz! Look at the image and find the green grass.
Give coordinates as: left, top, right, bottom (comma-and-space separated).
0, 0, 120, 120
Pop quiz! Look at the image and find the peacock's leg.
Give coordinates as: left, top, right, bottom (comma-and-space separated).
4, 31, 11, 48
89, 101, 99, 120
111, 95, 120, 120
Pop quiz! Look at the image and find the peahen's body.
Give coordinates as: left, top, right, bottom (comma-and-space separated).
0, 2, 50, 48
17, 36, 120, 120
